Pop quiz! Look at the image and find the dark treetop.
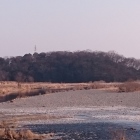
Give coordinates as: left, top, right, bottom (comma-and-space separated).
0, 51, 140, 82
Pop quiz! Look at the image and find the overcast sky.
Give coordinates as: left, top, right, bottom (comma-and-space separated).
0, 0, 140, 58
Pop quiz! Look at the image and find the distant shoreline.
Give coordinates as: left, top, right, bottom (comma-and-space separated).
0, 81, 140, 103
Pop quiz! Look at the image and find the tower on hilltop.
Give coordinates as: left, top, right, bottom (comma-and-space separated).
34, 45, 37, 53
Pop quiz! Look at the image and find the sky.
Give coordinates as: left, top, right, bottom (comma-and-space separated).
0, 0, 140, 58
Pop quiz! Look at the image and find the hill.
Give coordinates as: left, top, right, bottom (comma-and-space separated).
0, 51, 140, 82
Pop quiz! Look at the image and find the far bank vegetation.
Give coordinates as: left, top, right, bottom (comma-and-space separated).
0, 51, 140, 83
0, 81, 140, 102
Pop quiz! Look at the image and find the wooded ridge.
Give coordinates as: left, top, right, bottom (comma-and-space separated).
0, 51, 140, 82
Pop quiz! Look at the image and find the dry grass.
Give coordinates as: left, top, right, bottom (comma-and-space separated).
118, 82, 140, 92
0, 81, 116, 95
0, 81, 119, 102
0, 121, 54, 140
0, 81, 139, 102
112, 130, 127, 140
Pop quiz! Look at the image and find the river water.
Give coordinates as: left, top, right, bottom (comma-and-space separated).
2, 106, 139, 140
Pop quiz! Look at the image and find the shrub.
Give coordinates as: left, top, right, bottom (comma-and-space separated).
0, 121, 53, 140
118, 82, 140, 92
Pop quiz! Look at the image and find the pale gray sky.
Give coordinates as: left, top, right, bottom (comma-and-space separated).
0, 0, 140, 58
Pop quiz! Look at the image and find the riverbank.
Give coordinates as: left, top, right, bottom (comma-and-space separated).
1, 89, 140, 139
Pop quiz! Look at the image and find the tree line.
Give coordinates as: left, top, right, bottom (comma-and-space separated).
0, 51, 140, 83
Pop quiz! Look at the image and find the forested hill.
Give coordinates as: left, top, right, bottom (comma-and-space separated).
0, 51, 140, 82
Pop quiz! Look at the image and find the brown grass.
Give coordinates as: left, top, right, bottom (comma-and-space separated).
118, 82, 140, 92
0, 81, 139, 102
0, 81, 119, 102
0, 121, 54, 140
112, 129, 127, 140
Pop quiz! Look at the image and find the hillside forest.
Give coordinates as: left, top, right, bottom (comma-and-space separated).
0, 51, 140, 83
